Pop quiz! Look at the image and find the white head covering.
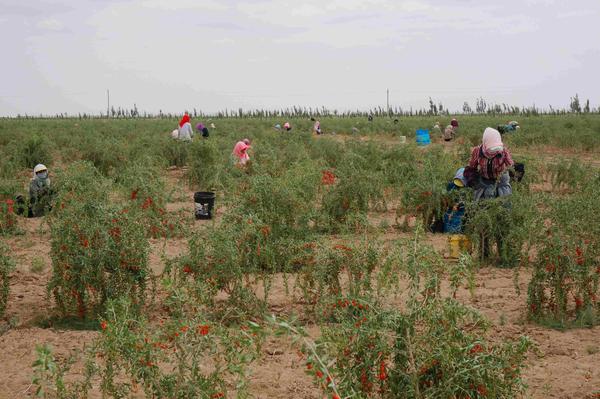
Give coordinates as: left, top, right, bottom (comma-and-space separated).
33, 164, 47, 177
482, 127, 503, 156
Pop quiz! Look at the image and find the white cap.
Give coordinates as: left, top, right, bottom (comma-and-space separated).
34, 164, 48, 174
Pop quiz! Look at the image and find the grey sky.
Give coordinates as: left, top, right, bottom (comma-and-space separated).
1, 0, 598, 115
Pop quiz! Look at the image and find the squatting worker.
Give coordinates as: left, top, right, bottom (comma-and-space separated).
232, 138, 251, 166
468, 127, 515, 264
196, 123, 209, 138
178, 112, 194, 141
497, 121, 520, 135
179, 111, 190, 128
443, 124, 455, 142
16, 164, 54, 217
468, 127, 514, 200
313, 120, 322, 135
432, 121, 442, 137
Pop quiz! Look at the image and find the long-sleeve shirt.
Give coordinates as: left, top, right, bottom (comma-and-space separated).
468, 145, 513, 180
178, 122, 194, 141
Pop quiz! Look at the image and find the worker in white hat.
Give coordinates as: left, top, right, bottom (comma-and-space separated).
29, 164, 53, 216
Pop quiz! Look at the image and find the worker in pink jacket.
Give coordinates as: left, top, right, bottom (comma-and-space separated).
232, 138, 251, 166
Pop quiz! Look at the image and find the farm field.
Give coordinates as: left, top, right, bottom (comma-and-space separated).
0, 115, 599, 398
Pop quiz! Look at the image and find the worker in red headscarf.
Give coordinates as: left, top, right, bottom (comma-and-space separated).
179, 111, 191, 128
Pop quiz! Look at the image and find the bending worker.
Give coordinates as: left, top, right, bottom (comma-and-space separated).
16, 164, 54, 217
467, 127, 514, 264
178, 112, 194, 141
232, 138, 251, 166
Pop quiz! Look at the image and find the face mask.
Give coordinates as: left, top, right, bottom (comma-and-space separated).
37, 171, 48, 179
486, 146, 503, 155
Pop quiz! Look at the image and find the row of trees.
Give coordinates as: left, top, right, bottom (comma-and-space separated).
4, 95, 597, 119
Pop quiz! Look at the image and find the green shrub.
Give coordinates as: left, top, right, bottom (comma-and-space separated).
8, 134, 53, 169
47, 162, 150, 318
0, 241, 15, 318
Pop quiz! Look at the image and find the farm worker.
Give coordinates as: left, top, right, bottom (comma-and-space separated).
468, 128, 515, 263
210, 123, 216, 129
432, 121, 441, 136
430, 167, 469, 233
16, 164, 54, 217
274, 124, 281, 130
178, 121, 194, 141
196, 123, 209, 138
450, 118, 459, 129
232, 138, 251, 166
497, 121, 519, 135
468, 127, 514, 200
178, 112, 190, 128
442, 167, 469, 233
443, 125, 455, 142
175, 111, 194, 141
284, 122, 291, 131
313, 120, 322, 135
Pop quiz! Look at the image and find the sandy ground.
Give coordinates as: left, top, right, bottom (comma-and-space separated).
1, 162, 599, 399
1, 215, 599, 399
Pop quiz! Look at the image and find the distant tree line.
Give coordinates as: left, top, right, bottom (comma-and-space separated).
3, 95, 598, 119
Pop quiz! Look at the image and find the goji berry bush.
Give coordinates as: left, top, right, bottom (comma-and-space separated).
0, 115, 595, 398
47, 162, 150, 318
527, 176, 600, 327
0, 198, 17, 235
32, 297, 264, 398
0, 241, 15, 318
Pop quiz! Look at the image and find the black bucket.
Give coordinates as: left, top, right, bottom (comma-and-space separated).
194, 191, 216, 220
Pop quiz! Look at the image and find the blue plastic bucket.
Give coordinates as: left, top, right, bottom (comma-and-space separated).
416, 129, 431, 146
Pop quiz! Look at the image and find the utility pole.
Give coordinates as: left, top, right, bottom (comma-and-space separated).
107, 89, 110, 118
386, 89, 390, 115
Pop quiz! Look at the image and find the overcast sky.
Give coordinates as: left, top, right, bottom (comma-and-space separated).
1, 0, 598, 115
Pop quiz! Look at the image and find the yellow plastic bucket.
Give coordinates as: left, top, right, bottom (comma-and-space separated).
448, 234, 471, 258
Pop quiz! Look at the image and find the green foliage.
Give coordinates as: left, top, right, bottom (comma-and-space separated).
8, 134, 54, 169
163, 139, 190, 167
0, 241, 15, 318
31, 298, 263, 398
47, 162, 150, 319
0, 198, 18, 235
320, 152, 385, 229
527, 180, 600, 327
277, 229, 531, 399
186, 140, 225, 190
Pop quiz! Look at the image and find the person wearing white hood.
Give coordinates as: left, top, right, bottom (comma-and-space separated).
467, 128, 516, 265
29, 164, 53, 217
468, 127, 514, 200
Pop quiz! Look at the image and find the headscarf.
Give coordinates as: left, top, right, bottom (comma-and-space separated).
233, 139, 251, 158
196, 123, 205, 131
482, 127, 503, 158
179, 113, 190, 128
284, 122, 291, 129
